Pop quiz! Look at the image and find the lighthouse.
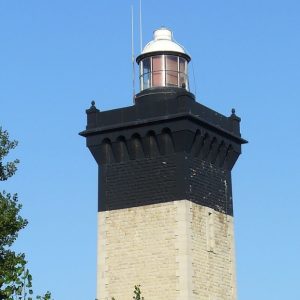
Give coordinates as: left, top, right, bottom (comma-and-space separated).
80, 27, 247, 300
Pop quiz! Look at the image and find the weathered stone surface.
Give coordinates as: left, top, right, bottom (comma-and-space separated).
97, 200, 236, 300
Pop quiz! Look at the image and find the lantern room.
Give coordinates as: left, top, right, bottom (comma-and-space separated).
136, 27, 191, 92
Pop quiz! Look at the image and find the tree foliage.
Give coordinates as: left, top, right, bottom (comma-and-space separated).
133, 285, 144, 300
0, 127, 52, 300
111, 285, 144, 300
0, 128, 19, 181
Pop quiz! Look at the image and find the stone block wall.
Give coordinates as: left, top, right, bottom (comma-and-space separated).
97, 200, 236, 300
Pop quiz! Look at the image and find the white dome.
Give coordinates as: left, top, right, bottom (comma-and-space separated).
141, 27, 188, 56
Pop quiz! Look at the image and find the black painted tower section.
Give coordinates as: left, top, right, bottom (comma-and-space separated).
80, 87, 247, 216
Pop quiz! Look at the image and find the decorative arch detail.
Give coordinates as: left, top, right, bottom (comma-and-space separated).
96, 128, 239, 169
100, 138, 115, 164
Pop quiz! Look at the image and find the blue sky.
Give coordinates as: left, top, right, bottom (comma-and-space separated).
1, 0, 299, 299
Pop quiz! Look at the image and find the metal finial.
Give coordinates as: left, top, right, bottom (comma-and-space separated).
86, 100, 99, 113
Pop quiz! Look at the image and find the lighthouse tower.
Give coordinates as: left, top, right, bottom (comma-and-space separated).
80, 28, 246, 300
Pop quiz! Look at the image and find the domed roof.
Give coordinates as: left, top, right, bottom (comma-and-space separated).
137, 27, 191, 62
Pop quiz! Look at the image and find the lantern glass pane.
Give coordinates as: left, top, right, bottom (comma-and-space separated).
142, 57, 151, 75
166, 56, 178, 86
152, 55, 164, 86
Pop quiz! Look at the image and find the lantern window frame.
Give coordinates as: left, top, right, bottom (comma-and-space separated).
139, 54, 189, 91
